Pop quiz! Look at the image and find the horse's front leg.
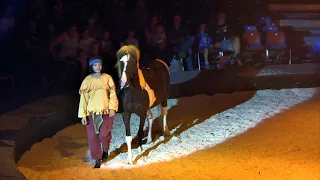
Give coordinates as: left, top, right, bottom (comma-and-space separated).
146, 109, 153, 144
123, 112, 133, 165
161, 101, 170, 137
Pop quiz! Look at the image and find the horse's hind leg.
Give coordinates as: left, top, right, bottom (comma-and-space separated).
137, 113, 147, 147
161, 100, 170, 137
147, 110, 153, 144
123, 112, 133, 165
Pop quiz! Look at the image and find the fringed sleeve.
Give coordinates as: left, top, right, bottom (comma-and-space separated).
78, 78, 90, 118
107, 76, 119, 112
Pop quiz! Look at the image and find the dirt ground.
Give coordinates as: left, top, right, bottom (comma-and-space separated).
18, 89, 320, 180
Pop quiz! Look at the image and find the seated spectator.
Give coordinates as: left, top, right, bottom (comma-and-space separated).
167, 13, 188, 51
99, 32, 116, 74
21, 19, 42, 85
109, 0, 129, 40
120, 29, 139, 47
197, 23, 212, 69
49, 25, 80, 85
209, 12, 241, 65
0, 6, 15, 39
79, 28, 95, 56
145, 25, 173, 66
91, 41, 101, 57
50, 25, 80, 61
100, 30, 115, 56
131, 0, 148, 41
41, 18, 56, 44
145, 15, 159, 47
25, 20, 41, 55
76, 49, 89, 81
262, 24, 279, 32
87, 14, 103, 39
167, 13, 195, 70
262, 17, 279, 32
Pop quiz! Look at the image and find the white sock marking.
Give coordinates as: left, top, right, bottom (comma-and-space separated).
147, 110, 153, 143
125, 136, 133, 164
161, 106, 168, 132
163, 115, 167, 132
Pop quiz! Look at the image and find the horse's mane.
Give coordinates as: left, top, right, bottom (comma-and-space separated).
115, 45, 141, 77
116, 45, 140, 63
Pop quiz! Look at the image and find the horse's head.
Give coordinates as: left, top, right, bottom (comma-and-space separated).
116, 45, 140, 90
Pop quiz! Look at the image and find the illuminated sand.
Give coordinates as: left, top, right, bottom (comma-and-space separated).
18, 88, 320, 180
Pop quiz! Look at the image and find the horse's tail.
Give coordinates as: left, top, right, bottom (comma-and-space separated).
155, 59, 170, 99
155, 59, 170, 75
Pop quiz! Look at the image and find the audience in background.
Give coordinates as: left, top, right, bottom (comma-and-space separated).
1, 0, 268, 99
121, 29, 139, 47
0, 6, 15, 38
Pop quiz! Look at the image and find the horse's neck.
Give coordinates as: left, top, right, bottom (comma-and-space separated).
129, 68, 146, 89
129, 70, 141, 89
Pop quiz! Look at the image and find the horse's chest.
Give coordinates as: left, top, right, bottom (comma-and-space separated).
122, 91, 149, 112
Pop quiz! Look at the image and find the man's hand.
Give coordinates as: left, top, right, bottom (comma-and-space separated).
215, 43, 221, 48
81, 117, 87, 125
109, 110, 116, 118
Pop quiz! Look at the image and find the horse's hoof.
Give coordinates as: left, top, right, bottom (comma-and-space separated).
146, 135, 152, 144
127, 159, 133, 165
164, 130, 171, 138
146, 139, 152, 144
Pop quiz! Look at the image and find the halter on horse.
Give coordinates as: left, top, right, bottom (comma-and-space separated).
116, 45, 171, 165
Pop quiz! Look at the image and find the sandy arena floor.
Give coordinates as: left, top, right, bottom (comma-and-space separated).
17, 88, 320, 180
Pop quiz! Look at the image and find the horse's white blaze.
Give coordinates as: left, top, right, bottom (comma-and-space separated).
120, 55, 129, 89
120, 72, 127, 89
147, 110, 153, 143
161, 106, 168, 132
125, 136, 133, 164
120, 54, 130, 63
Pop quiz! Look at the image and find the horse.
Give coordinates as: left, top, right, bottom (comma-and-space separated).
115, 45, 171, 165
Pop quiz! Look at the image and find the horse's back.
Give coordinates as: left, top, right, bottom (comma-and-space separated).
141, 59, 170, 106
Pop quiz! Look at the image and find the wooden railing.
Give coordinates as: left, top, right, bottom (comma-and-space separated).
269, 4, 320, 12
